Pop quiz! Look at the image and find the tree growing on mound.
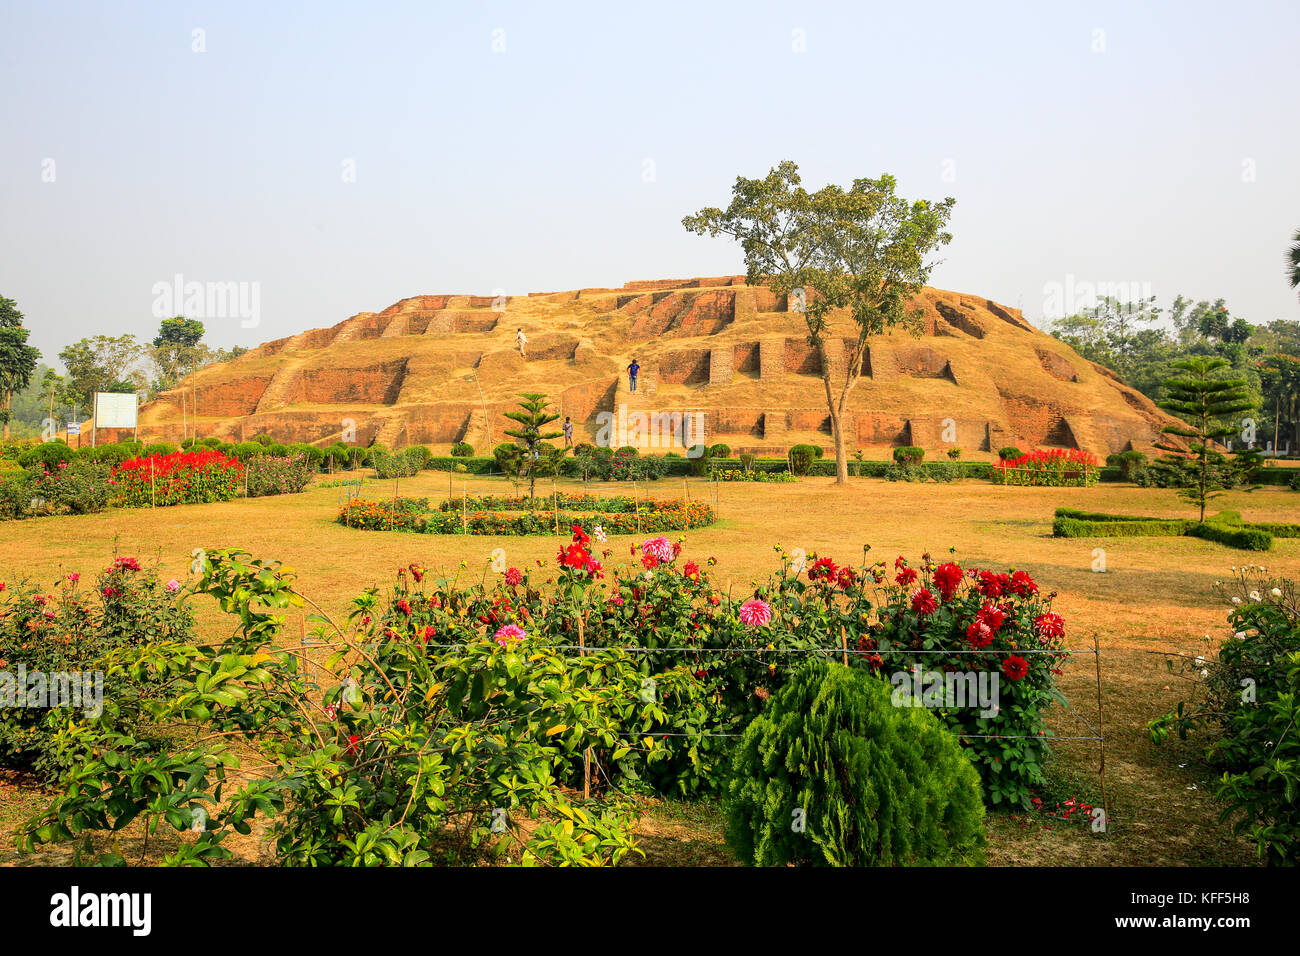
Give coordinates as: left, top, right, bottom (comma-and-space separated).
725, 659, 985, 867
1152, 356, 1256, 522
502, 393, 563, 507
683, 162, 954, 485
0, 295, 41, 440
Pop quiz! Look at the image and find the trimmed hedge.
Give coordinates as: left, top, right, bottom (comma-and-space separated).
1185, 523, 1273, 551
1052, 506, 1294, 550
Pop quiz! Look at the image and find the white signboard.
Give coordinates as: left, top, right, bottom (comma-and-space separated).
94, 392, 138, 429
66, 421, 81, 436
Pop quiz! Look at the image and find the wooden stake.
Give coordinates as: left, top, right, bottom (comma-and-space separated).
462, 484, 468, 535
1093, 633, 1110, 825
579, 612, 590, 800
840, 625, 849, 667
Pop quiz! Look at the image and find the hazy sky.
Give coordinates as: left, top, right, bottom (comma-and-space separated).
3, 0, 1298, 368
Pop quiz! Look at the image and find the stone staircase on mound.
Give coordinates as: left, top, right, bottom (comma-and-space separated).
372, 415, 407, 449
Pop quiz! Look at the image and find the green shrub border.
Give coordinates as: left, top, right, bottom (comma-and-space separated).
1051, 507, 1299, 550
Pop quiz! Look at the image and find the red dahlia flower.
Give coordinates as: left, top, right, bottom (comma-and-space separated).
1001, 655, 1030, 681
1034, 612, 1065, 640
933, 562, 963, 600
1009, 570, 1038, 597
911, 587, 938, 616
808, 557, 839, 582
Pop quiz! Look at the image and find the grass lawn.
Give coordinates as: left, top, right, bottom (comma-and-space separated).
4, 470, 1296, 866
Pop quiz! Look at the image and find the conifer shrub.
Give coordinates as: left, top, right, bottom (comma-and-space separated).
725, 660, 985, 866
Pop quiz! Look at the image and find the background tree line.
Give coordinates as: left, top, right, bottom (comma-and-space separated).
0, 296, 247, 438
1048, 287, 1300, 452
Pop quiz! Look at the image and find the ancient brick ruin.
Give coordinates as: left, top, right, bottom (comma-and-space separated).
118, 277, 1180, 459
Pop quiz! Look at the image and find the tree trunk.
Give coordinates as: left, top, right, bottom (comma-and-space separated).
830, 408, 848, 483
816, 341, 853, 486
2, 390, 10, 440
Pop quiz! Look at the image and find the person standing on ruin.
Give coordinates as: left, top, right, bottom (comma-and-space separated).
627, 358, 639, 393
563, 416, 574, 448
515, 327, 527, 359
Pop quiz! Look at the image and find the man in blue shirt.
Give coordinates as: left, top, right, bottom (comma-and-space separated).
627, 359, 640, 393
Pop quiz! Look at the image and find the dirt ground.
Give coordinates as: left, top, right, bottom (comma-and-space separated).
4, 471, 1295, 866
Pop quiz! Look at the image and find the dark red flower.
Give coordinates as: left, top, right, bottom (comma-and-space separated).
911, 587, 938, 616
896, 566, 918, 587
1009, 570, 1038, 598
1001, 655, 1030, 681
808, 557, 839, 582
933, 562, 963, 600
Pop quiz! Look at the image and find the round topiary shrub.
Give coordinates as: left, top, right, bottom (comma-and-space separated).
788, 444, 817, 476
811, 445, 824, 459
450, 441, 474, 457
17, 440, 74, 470
708, 443, 731, 459
892, 445, 924, 465
998, 446, 1022, 461
726, 659, 986, 867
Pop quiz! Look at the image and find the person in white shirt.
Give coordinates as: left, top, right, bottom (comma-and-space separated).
515, 327, 527, 359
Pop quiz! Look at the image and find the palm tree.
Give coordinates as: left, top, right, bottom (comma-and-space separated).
1287, 228, 1300, 298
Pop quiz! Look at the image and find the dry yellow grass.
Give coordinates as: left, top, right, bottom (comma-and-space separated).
3, 471, 1296, 866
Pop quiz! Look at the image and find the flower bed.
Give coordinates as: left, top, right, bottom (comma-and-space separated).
245, 454, 314, 498
10, 533, 1078, 868
110, 449, 244, 507
339, 495, 715, 534
992, 449, 1099, 487
709, 468, 796, 483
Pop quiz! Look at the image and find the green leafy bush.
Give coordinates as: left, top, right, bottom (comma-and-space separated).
18, 550, 641, 867
892, 445, 924, 464
0, 472, 31, 519
708, 443, 731, 459
17, 441, 74, 470
371, 447, 422, 479
450, 441, 474, 457
997, 446, 1022, 461
29, 459, 113, 515
1151, 571, 1300, 865
230, 441, 264, 461
788, 444, 817, 476
0, 558, 194, 777
725, 660, 985, 866
245, 454, 314, 497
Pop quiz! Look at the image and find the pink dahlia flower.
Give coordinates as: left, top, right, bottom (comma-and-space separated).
739, 599, 772, 628
494, 623, 526, 647
642, 536, 674, 564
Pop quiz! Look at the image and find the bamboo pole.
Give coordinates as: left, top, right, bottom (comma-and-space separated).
579, 612, 590, 800
1093, 633, 1110, 826
840, 625, 849, 667
462, 483, 467, 535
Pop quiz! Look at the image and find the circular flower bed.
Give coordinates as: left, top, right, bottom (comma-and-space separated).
337, 494, 716, 534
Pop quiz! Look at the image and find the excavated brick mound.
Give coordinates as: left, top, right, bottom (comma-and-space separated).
107, 277, 1183, 460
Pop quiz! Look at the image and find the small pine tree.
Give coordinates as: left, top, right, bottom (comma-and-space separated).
502, 393, 563, 507
725, 659, 985, 866
1152, 357, 1256, 522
